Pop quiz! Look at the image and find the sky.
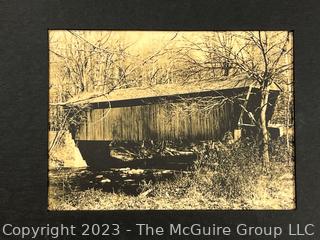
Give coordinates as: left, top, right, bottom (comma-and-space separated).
49, 30, 208, 54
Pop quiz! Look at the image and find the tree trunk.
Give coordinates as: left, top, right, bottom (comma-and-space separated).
260, 87, 270, 166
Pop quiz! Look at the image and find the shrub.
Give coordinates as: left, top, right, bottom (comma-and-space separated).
191, 140, 262, 199
137, 138, 293, 202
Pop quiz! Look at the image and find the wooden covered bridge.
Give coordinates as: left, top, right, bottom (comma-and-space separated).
67, 75, 280, 167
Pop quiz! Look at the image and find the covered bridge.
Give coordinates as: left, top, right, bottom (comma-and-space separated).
67, 75, 280, 166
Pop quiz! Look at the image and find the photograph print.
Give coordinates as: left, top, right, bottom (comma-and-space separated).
48, 30, 294, 210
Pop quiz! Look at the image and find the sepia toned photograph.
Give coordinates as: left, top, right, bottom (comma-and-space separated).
48, 30, 294, 210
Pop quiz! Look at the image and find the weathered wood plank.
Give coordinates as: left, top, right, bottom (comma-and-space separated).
76, 99, 240, 141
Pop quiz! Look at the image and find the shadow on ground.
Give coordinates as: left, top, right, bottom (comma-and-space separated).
49, 155, 196, 196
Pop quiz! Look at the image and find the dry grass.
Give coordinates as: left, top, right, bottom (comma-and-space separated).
48, 139, 295, 210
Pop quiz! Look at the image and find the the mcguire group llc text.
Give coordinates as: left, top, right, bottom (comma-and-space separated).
1, 223, 316, 239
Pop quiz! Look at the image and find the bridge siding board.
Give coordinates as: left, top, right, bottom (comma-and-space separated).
76, 100, 239, 141
72, 87, 280, 142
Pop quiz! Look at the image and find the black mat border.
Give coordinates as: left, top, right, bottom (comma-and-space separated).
1, 0, 320, 239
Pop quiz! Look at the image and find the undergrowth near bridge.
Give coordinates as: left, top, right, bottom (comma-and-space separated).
48, 138, 295, 210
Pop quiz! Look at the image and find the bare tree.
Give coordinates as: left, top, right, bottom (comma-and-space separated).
178, 31, 293, 165
49, 31, 132, 152
48, 31, 179, 153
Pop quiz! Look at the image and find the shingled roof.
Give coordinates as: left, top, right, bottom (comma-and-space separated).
67, 75, 280, 105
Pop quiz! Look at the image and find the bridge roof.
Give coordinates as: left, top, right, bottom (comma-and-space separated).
67, 75, 280, 105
